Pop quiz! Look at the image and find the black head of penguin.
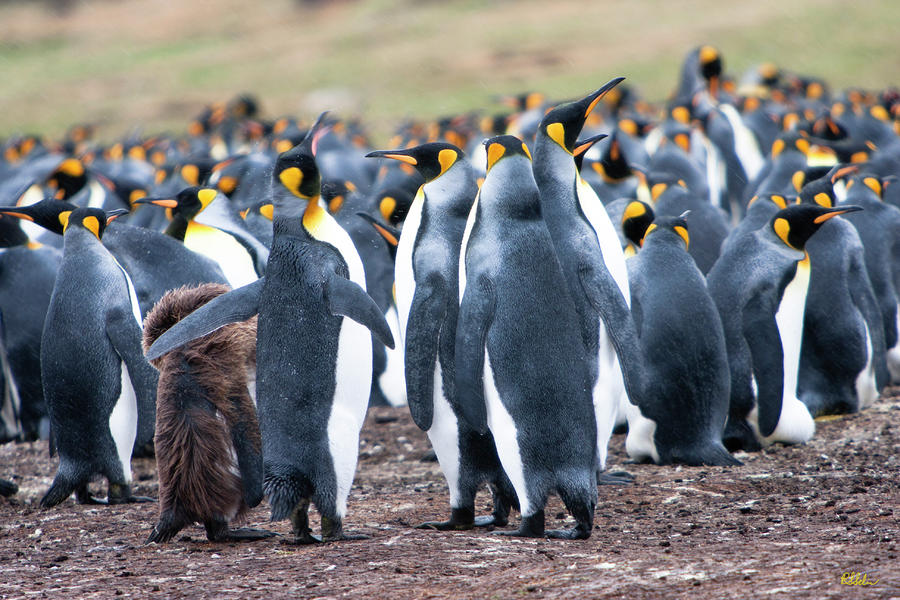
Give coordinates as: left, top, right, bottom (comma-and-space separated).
641, 212, 691, 250
592, 130, 631, 182
697, 45, 723, 85
537, 77, 625, 154
46, 158, 88, 201
134, 186, 219, 221
321, 180, 357, 215
621, 200, 655, 248
366, 142, 464, 183
771, 132, 811, 160
769, 203, 863, 251
62, 206, 128, 240
373, 187, 416, 226
484, 135, 534, 174
274, 113, 329, 205
0, 198, 79, 236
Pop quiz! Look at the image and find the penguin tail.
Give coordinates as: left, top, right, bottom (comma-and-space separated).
264, 467, 314, 522
40, 463, 83, 508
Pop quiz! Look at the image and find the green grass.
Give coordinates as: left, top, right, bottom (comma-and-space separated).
0, 0, 897, 144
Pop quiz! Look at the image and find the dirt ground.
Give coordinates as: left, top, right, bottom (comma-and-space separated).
1, 391, 898, 600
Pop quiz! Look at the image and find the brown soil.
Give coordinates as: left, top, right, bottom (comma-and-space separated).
1, 393, 898, 599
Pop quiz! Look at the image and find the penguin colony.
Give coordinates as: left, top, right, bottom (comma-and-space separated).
1, 45, 899, 542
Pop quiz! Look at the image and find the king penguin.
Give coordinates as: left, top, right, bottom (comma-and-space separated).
147, 113, 394, 543
38, 207, 159, 506
796, 174, 886, 416
625, 213, 740, 466
707, 203, 862, 451
531, 78, 644, 480
135, 186, 268, 288
365, 142, 517, 530
456, 135, 597, 539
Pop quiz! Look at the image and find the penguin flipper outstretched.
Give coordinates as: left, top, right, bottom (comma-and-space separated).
578, 264, 645, 403
324, 273, 395, 349
229, 396, 265, 508
146, 279, 264, 361
403, 273, 449, 431
454, 275, 495, 435
106, 309, 160, 453
742, 297, 784, 438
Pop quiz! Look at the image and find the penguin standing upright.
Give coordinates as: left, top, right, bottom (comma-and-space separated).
38, 207, 159, 506
796, 175, 886, 415
365, 142, 516, 530
456, 135, 597, 539
143, 283, 273, 543
707, 203, 862, 450
147, 114, 394, 543
531, 78, 644, 478
625, 213, 740, 466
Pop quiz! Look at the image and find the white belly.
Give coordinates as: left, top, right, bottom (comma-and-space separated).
623, 399, 660, 464
326, 317, 373, 518
855, 325, 878, 409
593, 326, 624, 470
577, 178, 631, 305
395, 189, 424, 342
756, 257, 815, 445
887, 306, 900, 384
378, 305, 407, 407
425, 362, 462, 507
109, 361, 138, 483
184, 222, 258, 288
483, 352, 531, 517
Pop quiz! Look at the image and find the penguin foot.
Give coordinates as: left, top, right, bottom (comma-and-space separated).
75, 485, 107, 505
107, 483, 155, 505
416, 507, 475, 530
597, 471, 636, 486
281, 532, 323, 545
544, 524, 592, 540
223, 527, 278, 542
321, 515, 369, 542
474, 515, 505, 528
493, 511, 544, 538
0, 479, 18, 497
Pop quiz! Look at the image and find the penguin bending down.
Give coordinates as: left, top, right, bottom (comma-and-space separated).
457, 135, 598, 539
143, 284, 273, 543
147, 114, 394, 543
707, 203, 862, 451
366, 142, 517, 530
38, 207, 159, 507
531, 78, 644, 482
625, 213, 740, 466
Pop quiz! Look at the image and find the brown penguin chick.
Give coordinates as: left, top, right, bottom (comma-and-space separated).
143, 283, 273, 543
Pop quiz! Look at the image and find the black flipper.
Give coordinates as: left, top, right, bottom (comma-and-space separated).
404, 273, 448, 431
742, 295, 784, 438
146, 279, 264, 361
106, 307, 159, 453
578, 263, 645, 404
324, 273, 395, 349
454, 275, 495, 434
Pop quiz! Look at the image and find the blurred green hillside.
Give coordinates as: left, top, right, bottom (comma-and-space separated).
0, 0, 897, 143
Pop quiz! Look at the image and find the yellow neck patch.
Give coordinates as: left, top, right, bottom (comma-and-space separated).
674, 225, 689, 249
380, 196, 396, 222
197, 188, 217, 211
82, 215, 101, 239
622, 201, 646, 223
814, 192, 832, 208
545, 122, 569, 154
437, 149, 457, 176
642, 223, 657, 245
301, 197, 326, 238
773, 217, 794, 248
181, 164, 200, 186
863, 177, 882, 197
279, 166, 304, 198
486, 143, 506, 172
58, 158, 84, 177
